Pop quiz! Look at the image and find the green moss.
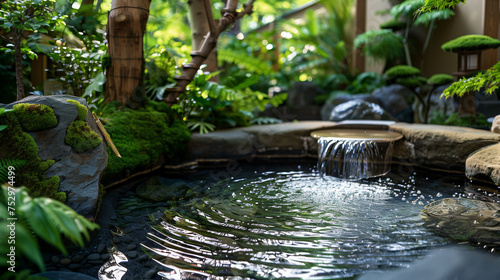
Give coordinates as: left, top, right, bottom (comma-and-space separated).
66, 99, 88, 121
385, 65, 421, 80
396, 76, 428, 88
0, 112, 65, 201
442, 35, 500, 52
380, 19, 406, 31
428, 74, 454, 86
12, 103, 57, 131
101, 101, 191, 183
444, 113, 491, 128
65, 120, 102, 153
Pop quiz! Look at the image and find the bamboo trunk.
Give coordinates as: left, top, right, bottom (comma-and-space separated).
105, 0, 151, 108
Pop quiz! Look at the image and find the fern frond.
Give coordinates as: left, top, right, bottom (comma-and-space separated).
0, 158, 27, 184
217, 48, 273, 75
354, 29, 405, 62
414, 8, 455, 26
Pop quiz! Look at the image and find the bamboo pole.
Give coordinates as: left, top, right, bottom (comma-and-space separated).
93, 113, 121, 158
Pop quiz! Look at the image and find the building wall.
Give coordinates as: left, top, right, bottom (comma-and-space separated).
362, 0, 491, 77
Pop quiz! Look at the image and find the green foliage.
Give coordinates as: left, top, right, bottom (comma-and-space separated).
385, 65, 421, 79
391, 0, 425, 18
44, 34, 107, 97
419, 0, 466, 12
66, 99, 87, 121
430, 111, 490, 128
380, 19, 406, 31
354, 29, 405, 63
442, 35, 500, 52
218, 48, 274, 75
145, 46, 178, 101
249, 117, 283, 125
65, 120, 102, 153
428, 74, 454, 86
101, 101, 191, 182
414, 8, 455, 26
176, 72, 287, 133
442, 61, 500, 98
0, 159, 27, 184
346, 72, 386, 93
0, 110, 64, 201
12, 103, 57, 132
396, 76, 428, 88
0, 184, 99, 271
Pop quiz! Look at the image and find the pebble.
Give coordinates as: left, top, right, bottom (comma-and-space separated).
121, 235, 133, 243
87, 253, 101, 261
88, 260, 104, 265
69, 263, 80, 270
97, 243, 106, 254
126, 244, 137, 250
112, 236, 121, 244
126, 251, 138, 258
51, 256, 60, 264
72, 255, 84, 263
60, 258, 72, 266
101, 253, 110, 261
139, 254, 149, 262
124, 228, 134, 234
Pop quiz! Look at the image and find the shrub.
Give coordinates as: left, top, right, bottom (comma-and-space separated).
12, 103, 57, 131
396, 76, 428, 88
384, 65, 421, 79
380, 18, 406, 31
428, 74, 454, 86
442, 34, 500, 52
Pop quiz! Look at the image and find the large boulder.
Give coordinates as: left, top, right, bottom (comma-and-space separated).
320, 93, 380, 120
371, 84, 413, 122
2, 95, 107, 218
325, 100, 396, 122
466, 143, 500, 185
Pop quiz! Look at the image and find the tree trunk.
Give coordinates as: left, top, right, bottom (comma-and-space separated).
188, 0, 218, 76
105, 0, 151, 108
458, 93, 476, 116
13, 33, 24, 101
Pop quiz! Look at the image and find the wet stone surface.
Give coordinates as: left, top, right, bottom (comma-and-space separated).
42, 184, 169, 280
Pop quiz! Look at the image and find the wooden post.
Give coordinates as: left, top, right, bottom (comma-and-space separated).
105, 0, 151, 108
353, 0, 366, 73
483, 0, 499, 69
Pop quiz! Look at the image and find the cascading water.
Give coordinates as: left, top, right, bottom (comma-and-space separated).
312, 128, 403, 180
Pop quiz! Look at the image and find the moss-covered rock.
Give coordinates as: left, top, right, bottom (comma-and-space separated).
428, 74, 454, 86
12, 103, 57, 131
442, 34, 500, 52
66, 99, 88, 121
0, 111, 65, 201
101, 101, 191, 183
385, 65, 421, 80
65, 120, 102, 153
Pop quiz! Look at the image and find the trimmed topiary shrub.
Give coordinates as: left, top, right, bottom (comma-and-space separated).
396, 76, 428, 88
380, 19, 406, 31
442, 34, 500, 52
384, 65, 421, 80
101, 101, 191, 183
12, 103, 57, 131
428, 74, 454, 86
65, 120, 102, 153
66, 99, 88, 121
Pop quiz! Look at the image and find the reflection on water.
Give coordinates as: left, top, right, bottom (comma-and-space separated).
141, 167, 465, 279
98, 245, 128, 280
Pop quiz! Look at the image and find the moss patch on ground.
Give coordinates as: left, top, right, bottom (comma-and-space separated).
12, 103, 57, 131
65, 100, 102, 153
0, 111, 65, 201
101, 101, 191, 183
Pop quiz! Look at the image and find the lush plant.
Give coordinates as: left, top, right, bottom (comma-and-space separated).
419, 0, 466, 12
346, 72, 386, 93
101, 101, 191, 183
428, 73, 454, 86
12, 103, 57, 132
430, 112, 490, 128
144, 46, 179, 101
0, 184, 99, 272
385, 65, 421, 79
442, 61, 500, 98
0, 0, 64, 100
354, 29, 405, 64
0, 109, 64, 201
175, 71, 287, 134
441, 34, 500, 52
380, 19, 406, 31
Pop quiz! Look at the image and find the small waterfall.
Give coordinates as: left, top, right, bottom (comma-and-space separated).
317, 137, 395, 180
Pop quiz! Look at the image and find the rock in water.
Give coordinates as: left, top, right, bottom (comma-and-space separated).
327, 100, 396, 122
421, 197, 500, 246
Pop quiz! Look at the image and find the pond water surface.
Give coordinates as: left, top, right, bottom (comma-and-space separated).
140, 162, 467, 279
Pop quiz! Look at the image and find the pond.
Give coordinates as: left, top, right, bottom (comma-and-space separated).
135, 160, 469, 279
